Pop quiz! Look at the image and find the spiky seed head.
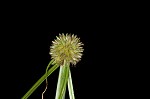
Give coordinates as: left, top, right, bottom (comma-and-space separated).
49, 33, 84, 66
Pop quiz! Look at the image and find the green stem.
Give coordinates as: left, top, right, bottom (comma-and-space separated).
55, 61, 70, 99
68, 69, 75, 99
22, 62, 59, 99
62, 78, 67, 99
42, 59, 55, 99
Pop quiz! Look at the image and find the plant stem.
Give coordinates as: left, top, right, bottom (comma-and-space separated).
42, 59, 55, 99
68, 68, 75, 99
62, 85, 66, 99
55, 61, 69, 99
22, 62, 59, 99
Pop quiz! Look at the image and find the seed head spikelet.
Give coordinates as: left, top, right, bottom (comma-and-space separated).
50, 33, 84, 66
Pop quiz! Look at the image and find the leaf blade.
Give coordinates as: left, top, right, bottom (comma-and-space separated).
22, 62, 59, 99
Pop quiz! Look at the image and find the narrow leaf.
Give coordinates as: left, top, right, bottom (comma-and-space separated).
22, 63, 59, 99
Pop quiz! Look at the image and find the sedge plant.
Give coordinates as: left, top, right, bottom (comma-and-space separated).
22, 33, 84, 99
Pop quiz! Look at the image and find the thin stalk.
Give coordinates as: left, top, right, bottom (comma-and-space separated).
55, 61, 70, 99
68, 68, 75, 99
22, 62, 59, 99
42, 59, 55, 99
62, 84, 66, 99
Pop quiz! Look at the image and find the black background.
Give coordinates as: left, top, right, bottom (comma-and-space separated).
1, 4, 138, 99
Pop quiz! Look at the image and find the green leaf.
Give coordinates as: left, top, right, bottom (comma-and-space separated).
22, 61, 59, 99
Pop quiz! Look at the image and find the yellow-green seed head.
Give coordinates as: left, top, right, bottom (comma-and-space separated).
50, 33, 84, 66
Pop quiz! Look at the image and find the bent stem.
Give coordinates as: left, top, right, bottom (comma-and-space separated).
22, 61, 59, 99
42, 59, 55, 99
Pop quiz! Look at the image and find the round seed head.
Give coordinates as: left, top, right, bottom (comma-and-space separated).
50, 33, 84, 66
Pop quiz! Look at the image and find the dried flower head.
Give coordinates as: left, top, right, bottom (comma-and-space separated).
50, 33, 84, 66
